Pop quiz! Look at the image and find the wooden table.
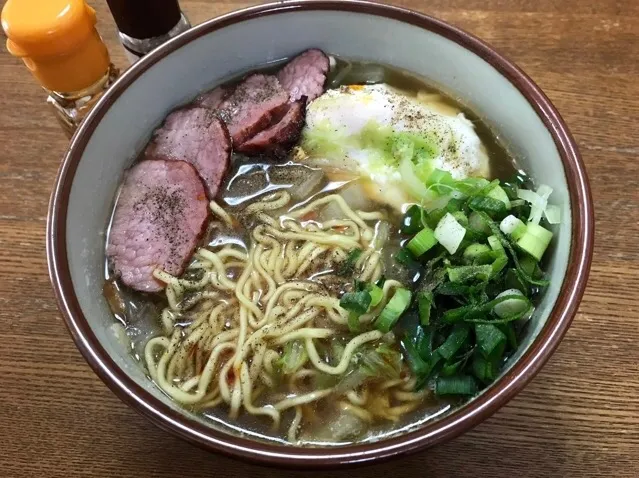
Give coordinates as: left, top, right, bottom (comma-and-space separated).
1, 0, 637, 476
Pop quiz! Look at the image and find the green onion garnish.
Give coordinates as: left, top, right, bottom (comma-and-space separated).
418, 291, 433, 325
375, 288, 412, 333
400, 336, 431, 380
435, 324, 470, 360
468, 195, 508, 219
472, 353, 498, 384
340, 290, 371, 315
486, 184, 511, 209
390, 176, 557, 397
516, 222, 553, 261
401, 205, 424, 234
475, 323, 507, 358
492, 289, 531, 319
442, 293, 532, 324
434, 212, 466, 254
406, 226, 438, 257
500, 215, 527, 240
347, 311, 360, 333
369, 284, 384, 307
463, 243, 491, 263
394, 247, 418, 266
447, 265, 493, 283
435, 375, 478, 396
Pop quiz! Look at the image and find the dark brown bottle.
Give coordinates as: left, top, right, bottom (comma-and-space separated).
106, 0, 191, 63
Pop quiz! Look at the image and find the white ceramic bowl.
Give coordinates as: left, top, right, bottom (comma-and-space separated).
47, 0, 593, 467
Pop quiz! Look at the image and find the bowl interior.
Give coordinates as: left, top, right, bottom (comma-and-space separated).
60, 5, 570, 454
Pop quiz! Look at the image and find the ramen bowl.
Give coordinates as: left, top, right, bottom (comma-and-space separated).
47, 0, 593, 467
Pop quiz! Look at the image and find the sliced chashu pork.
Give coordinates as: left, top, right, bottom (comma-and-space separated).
145, 107, 231, 198
107, 160, 209, 292
277, 49, 330, 102
238, 98, 307, 155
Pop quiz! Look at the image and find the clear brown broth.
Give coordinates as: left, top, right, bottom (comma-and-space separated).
104, 58, 523, 445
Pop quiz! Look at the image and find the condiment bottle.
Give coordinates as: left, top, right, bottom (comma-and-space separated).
106, 0, 191, 63
1, 0, 120, 137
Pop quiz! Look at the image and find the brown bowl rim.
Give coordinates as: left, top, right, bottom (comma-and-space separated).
46, 0, 594, 468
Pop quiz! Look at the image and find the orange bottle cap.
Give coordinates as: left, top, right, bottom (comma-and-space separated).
2, 0, 111, 92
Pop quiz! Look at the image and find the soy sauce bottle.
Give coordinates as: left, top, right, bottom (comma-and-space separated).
106, 0, 191, 63
2, 0, 120, 137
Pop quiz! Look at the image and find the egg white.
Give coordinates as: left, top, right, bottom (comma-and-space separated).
300, 84, 490, 208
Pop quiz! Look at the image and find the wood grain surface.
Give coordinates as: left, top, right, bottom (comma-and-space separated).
0, 0, 637, 476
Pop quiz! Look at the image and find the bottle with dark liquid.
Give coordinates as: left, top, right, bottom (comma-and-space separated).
106, 0, 191, 63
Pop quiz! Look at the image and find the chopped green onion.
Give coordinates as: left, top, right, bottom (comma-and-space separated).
519, 255, 537, 276
505, 268, 527, 294
490, 254, 508, 276
436, 281, 484, 297
401, 205, 424, 234
544, 204, 561, 224
499, 322, 518, 348
477, 211, 549, 286
400, 336, 431, 382
435, 324, 470, 360
394, 247, 418, 266
517, 223, 553, 261
375, 288, 412, 333
486, 234, 508, 275
418, 291, 433, 325
434, 213, 466, 254
517, 188, 546, 224
455, 177, 490, 195
475, 323, 506, 358
500, 215, 527, 240
477, 179, 500, 196
501, 181, 519, 200
474, 251, 498, 265
486, 185, 511, 209
447, 265, 493, 283
451, 210, 469, 228
472, 353, 498, 383
425, 207, 447, 229
369, 284, 383, 307
446, 198, 465, 213
492, 289, 532, 319
487, 235, 504, 253
435, 375, 477, 396
526, 222, 553, 242
463, 244, 491, 263
468, 196, 508, 219
518, 185, 553, 225
347, 311, 360, 333
340, 290, 371, 315
441, 358, 464, 377
392, 181, 553, 394
442, 293, 532, 324
406, 226, 438, 257
468, 211, 491, 235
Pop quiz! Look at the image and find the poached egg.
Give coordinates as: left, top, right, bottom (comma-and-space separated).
299, 84, 489, 209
